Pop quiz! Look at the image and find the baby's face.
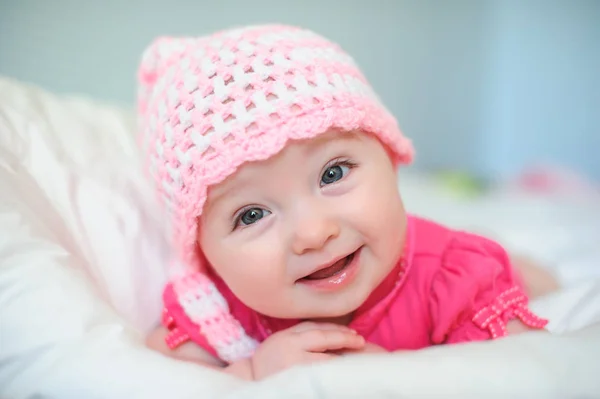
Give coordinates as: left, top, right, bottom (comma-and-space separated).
199, 130, 407, 320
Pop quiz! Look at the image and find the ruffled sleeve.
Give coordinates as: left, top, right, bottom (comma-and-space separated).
161, 272, 259, 363
161, 277, 218, 357
429, 232, 548, 344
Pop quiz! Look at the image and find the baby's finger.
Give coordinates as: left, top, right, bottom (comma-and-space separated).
300, 329, 365, 353
292, 321, 357, 334
336, 342, 388, 356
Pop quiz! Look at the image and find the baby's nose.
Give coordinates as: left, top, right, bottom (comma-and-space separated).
291, 213, 340, 255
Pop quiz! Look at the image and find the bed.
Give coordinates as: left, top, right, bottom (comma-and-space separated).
1, 76, 599, 398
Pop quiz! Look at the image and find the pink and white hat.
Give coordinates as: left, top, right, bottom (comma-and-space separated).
137, 24, 414, 276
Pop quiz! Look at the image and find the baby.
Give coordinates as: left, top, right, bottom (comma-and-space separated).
141, 24, 553, 381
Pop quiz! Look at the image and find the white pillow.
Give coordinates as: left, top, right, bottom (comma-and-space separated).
1, 76, 599, 398
0, 77, 239, 398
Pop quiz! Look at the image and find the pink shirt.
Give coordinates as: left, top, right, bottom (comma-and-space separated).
161, 215, 548, 360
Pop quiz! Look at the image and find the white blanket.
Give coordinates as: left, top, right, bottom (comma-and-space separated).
1, 76, 599, 398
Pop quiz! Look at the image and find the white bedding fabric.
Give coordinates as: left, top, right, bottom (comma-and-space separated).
1, 76, 599, 398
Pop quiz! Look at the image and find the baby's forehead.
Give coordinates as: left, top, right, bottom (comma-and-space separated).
205, 130, 365, 201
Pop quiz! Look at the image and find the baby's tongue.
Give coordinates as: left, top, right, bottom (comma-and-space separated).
305, 258, 347, 280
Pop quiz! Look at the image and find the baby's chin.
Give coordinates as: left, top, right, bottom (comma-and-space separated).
258, 308, 359, 323
253, 273, 389, 320
254, 295, 366, 321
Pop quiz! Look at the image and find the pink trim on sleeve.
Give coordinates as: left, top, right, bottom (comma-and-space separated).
472, 286, 548, 339
161, 307, 191, 349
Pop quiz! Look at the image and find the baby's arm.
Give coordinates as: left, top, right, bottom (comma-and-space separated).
146, 326, 254, 380
511, 253, 560, 299
504, 254, 559, 335
506, 318, 541, 334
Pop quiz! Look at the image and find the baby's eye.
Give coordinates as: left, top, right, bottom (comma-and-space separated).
320, 161, 355, 186
235, 207, 271, 228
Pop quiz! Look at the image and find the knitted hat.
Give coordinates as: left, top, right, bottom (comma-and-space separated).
137, 24, 414, 275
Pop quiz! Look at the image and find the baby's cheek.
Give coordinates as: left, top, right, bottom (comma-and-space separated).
221, 241, 284, 291
362, 181, 406, 254
363, 179, 404, 225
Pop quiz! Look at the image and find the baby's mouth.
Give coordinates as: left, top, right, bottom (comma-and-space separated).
299, 252, 356, 281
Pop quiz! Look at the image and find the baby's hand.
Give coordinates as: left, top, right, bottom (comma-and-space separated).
250, 321, 365, 380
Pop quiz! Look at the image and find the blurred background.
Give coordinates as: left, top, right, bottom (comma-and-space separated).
0, 0, 598, 183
